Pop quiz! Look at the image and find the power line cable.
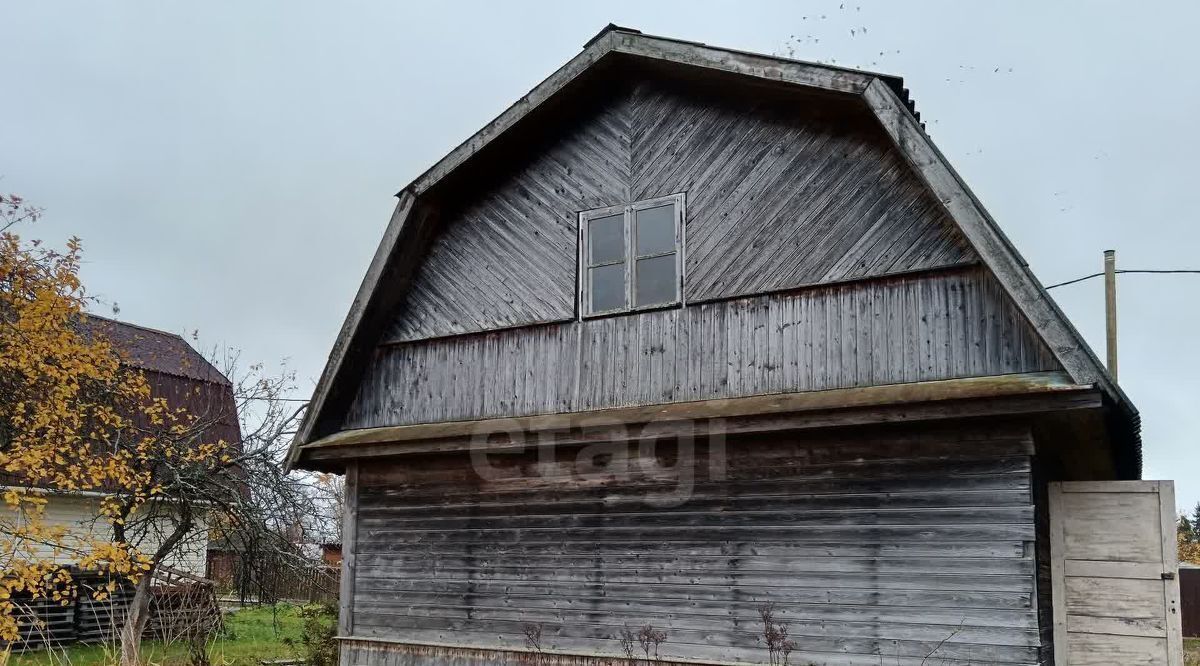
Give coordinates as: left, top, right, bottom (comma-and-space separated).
1044, 269, 1200, 290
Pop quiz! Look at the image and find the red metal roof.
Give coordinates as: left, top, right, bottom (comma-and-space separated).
1, 315, 242, 491
83, 314, 230, 385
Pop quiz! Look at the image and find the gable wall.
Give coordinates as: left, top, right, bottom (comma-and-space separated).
345, 265, 1058, 430
384, 77, 974, 345
339, 74, 1065, 432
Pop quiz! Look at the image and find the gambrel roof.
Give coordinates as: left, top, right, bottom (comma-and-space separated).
287, 25, 1138, 474
84, 314, 229, 385
2, 314, 241, 491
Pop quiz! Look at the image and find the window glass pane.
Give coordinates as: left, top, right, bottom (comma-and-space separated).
590, 263, 625, 312
635, 254, 677, 307
635, 204, 675, 256
588, 213, 624, 265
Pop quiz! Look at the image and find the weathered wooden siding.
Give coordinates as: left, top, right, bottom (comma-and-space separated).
384, 78, 975, 344
346, 266, 1058, 430
340, 639, 697, 666
347, 424, 1043, 665
633, 81, 972, 303
1048, 481, 1182, 665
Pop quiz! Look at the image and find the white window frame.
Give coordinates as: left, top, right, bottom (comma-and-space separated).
578, 192, 686, 318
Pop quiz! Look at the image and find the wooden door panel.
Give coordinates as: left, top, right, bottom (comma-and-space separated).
1065, 576, 1169, 619
1066, 560, 1166, 579
1051, 480, 1183, 665
1066, 633, 1167, 666
1067, 613, 1166, 638
1061, 491, 1163, 561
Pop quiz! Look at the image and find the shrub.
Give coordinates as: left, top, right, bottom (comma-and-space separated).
297, 603, 338, 666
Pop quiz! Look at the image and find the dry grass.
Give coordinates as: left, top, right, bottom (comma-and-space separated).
1185, 638, 1200, 666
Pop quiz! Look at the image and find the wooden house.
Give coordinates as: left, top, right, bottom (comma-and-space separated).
287, 26, 1181, 666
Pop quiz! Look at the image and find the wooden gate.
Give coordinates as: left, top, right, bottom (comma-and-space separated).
1049, 481, 1183, 665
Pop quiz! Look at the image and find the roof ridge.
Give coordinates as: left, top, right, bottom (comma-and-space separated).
83, 313, 232, 386
625, 25, 907, 83
583, 23, 640, 49
84, 312, 186, 340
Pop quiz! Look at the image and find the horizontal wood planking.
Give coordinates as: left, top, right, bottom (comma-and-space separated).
355, 505, 1034, 532
355, 580, 1037, 613
351, 593, 1038, 627
354, 553, 1035, 577
347, 426, 1044, 664
384, 78, 975, 344
355, 488, 1034, 520
346, 266, 1058, 429
341, 636, 1022, 666
349, 622, 1038, 661
351, 607, 1040, 644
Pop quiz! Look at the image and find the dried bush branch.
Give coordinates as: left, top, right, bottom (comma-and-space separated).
637, 624, 667, 661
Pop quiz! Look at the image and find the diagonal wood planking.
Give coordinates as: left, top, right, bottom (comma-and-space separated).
384, 79, 975, 344
385, 92, 634, 343
629, 81, 973, 301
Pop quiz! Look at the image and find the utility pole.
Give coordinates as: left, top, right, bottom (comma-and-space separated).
1104, 249, 1118, 381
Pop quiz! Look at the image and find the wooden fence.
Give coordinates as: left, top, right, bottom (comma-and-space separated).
206, 551, 338, 605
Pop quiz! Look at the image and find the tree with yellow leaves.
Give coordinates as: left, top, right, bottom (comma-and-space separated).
0, 194, 315, 666
0, 192, 159, 649
1180, 505, 1200, 566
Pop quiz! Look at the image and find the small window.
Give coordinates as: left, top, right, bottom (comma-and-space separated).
579, 193, 684, 317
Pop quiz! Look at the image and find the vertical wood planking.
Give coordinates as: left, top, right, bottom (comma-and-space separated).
902, 275, 920, 384
339, 462, 359, 636
345, 267, 1062, 429
812, 287, 829, 390
1160, 481, 1185, 665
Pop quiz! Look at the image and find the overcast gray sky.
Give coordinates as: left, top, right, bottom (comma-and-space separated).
5, 1, 1199, 508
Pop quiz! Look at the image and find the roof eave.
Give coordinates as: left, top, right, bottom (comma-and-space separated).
293, 371, 1098, 471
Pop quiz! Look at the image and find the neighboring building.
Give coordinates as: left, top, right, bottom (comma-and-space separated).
288, 26, 1179, 666
2, 315, 240, 577
319, 543, 342, 567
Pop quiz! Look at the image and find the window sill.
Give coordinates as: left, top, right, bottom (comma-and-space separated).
580, 300, 684, 321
